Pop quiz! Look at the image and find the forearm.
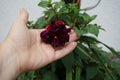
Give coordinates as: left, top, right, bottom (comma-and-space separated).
0, 41, 19, 80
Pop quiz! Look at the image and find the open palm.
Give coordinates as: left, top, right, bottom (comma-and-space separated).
4, 8, 77, 74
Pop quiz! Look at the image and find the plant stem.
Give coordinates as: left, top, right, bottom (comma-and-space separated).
51, 4, 59, 20
76, 46, 93, 60
31, 71, 35, 80
66, 69, 72, 80
76, 46, 100, 64
71, 18, 77, 29
75, 66, 82, 80
71, 0, 81, 28
77, 0, 81, 9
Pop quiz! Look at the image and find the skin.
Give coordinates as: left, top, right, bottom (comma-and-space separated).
0, 8, 78, 80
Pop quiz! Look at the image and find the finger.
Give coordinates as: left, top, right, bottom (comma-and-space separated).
69, 29, 78, 42
66, 25, 78, 42
55, 42, 77, 60
19, 8, 29, 24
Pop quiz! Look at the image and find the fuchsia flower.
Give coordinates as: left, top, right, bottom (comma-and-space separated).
40, 20, 71, 47
108, 57, 113, 62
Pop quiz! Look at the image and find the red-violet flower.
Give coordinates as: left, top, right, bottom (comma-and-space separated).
40, 20, 71, 47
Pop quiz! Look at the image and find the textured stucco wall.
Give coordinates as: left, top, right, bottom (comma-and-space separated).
0, 0, 120, 51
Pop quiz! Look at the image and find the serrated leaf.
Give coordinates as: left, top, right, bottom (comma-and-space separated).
90, 15, 97, 21
54, 1, 65, 10
86, 63, 98, 80
86, 24, 99, 36
38, 0, 52, 8
80, 13, 91, 23
59, 7, 69, 14
34, 17, 49, 28
59, 14, 72, 26
74, 27, 87, 36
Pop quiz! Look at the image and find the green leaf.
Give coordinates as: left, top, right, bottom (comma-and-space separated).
62, 52, 74, 70
59, 6, 69, 14
17, 71, 35, 80
80, 13, 91, 23
110, 62, 120, 75
51, 62, 56, 72
74, 24, 99, 36
42, 71, 58, 80
17, 73, 26, 80
76, 15, 84, 25
54, 1, 65, 10
104, 72, 117, 80
99, 50, 113, 63
79, 36, 119, 60
74, 52, 83, 67
101, 43, 120, 59
89, 44, 116, 80
59, 14, 72, 26
74, 45, 92, 60
67, 3, 79, 17
79, 35, 99, 44
90, 15, 97, 21
86, 24, 99, 36
86, 63, 98, 80
38, 0, 52, 8
92, 70, 104, 80
34, 17, 49, 29
74, 27, 87, 36
44, 9, 55, 21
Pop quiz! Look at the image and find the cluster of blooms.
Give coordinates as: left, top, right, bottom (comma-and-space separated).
40, 20, 71, 47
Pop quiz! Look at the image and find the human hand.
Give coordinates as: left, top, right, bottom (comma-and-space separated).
0, 8, 77, 80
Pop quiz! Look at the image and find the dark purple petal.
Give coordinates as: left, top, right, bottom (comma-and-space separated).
40, 20, 71, 48
55, 20, 65, 25
52, 37, 59, 47
66, 28, 71, 33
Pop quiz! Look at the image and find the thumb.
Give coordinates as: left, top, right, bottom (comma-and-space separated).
19, 8, 29, 24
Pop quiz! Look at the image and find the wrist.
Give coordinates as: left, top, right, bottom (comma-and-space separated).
0, 41, 20, 80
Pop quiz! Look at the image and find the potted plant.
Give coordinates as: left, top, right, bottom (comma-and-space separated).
17, 0, 120, 80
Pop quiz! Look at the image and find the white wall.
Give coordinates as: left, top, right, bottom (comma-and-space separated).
0, 0, 120, 51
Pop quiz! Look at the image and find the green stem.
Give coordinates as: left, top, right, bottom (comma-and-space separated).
71, 0, 81, 28
51, 4, 59, 20
77, 0, 81, 9
71, 18, 77, 29
75, 66, 82, 80
66, 69, 72, 80
31, 71, 35, 80
76, 46, 93, 60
